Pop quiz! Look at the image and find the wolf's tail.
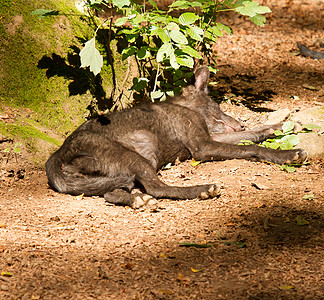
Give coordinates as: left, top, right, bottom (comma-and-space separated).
45, 151, 135, 196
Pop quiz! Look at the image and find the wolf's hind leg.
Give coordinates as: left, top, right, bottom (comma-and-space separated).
104, 189, 158, 209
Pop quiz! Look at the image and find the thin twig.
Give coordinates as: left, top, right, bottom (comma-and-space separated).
115, 57, 132, 109
107, 17, 117, 100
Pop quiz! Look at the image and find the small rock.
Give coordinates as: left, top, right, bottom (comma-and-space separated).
50, 216, 61, 222
264, 108, 291, 125
251, 182, 269, 190
296, 132, 324, 157
1, 284, 9, 291
291, 106, 324, 157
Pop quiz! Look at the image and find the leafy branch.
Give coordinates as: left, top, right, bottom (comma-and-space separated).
32, 0, 272, 107
2, 142, 22, 163
240, 121, 320, 172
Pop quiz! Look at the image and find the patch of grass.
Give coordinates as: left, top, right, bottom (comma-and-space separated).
0, 0, 94, 135
0, 122, 62, 147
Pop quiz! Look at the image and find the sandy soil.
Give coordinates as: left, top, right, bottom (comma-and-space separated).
0, 0, 323, 299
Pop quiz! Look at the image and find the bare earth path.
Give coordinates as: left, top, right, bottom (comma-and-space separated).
0, 0, 323, 299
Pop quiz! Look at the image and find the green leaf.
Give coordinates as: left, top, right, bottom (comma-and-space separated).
166, 22, 180, 32
216, 23, 224, 31
131, 77, 149, 92
1, 271, 13, 277
115, 17, 128, 26
112, 0, 130, 9
79, 38, 103, 76
125, 33, 138, 43
166, 90, 174, 97
281, 285, 294, 290
303, 123, 321, 131
131, 14, 146, 25
280, 165, 296, 173
278, 135, 300, 150
176, 55, 194, 68
169, 52, 180, 69
208, 66, 218, 74
168, 0, 191, 10
302, 194, 314, 200
121, 46, 137, 60
209, 25, 223, 38
155, 28, 170, 43
274, 130, 283, 136
156, 42, 173, 62
179, 12, 199, 26
181, 45, 202, 59
186, 26, 203, 41
250, 14, 267, 26
151, 90, 165, 100
282, 121, 295, 134
13, 147, 21, 154
150, 15, 170, 23
205, 27, 220, 42
295, 215, 309, 226
302, 84, 319, 91
238, 140, 255, 145
223, 25, 233, 35
89, 0, 103, 5
235, 1, 271, 17
169, 30, 188, 44
137, 47, 151, 60
148, 0, 159, 10
224, 241, 246, 248
31, 9, 59, 19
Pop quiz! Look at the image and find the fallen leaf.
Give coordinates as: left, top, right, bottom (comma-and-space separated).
302, 84, 319, 91
0, 222, 6, 228
302, 194, 314, 200
191, 267, 200, 273
252, 204, 266, 208
123, 262, 134, 270
290, 95, 300, 100
179, 243, 212, 248
191, 159, 201, 167
281, 285, 294, 290
1, 271, 12, 277
163, 163, 172, 170
224, 241, 246, 248
177, 273, 190, 283
75, 193, 84, 201
225, 222, 236, 226
157, 289, 173, 295
280, 165, 296, 173
295, 215, 309, 226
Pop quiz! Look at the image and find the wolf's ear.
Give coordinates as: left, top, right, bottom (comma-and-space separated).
194, 66, 210, 94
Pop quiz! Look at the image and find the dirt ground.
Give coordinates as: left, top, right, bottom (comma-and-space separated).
0, 0, 323, 299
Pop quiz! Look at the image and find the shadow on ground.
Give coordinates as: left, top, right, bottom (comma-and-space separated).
37, 46, 112, 113
2, 195, 322, 299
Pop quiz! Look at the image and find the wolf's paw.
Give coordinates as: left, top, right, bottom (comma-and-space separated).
284, 149, 308, 164
133, 194, 159, 210
199, 185, 221, 200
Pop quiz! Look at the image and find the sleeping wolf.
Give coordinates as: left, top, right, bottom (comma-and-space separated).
46, 66, 307, 208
